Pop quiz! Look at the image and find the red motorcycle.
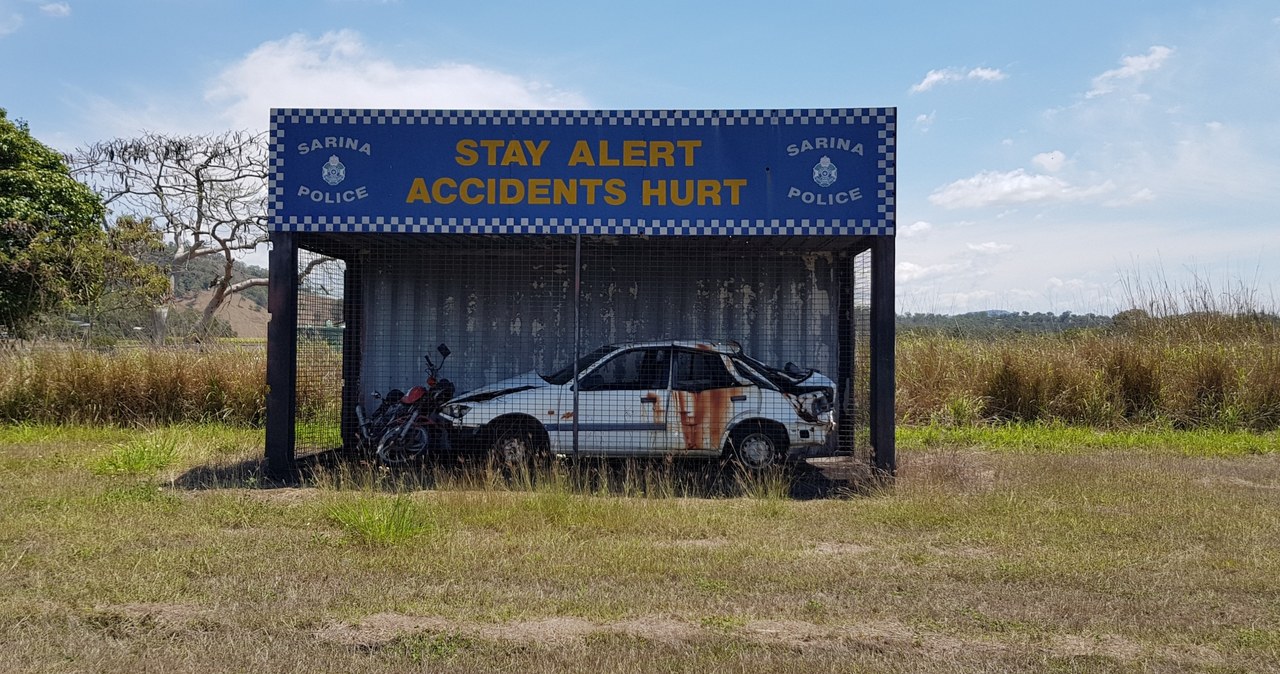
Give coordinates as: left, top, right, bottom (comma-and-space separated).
375, 343, 455, 465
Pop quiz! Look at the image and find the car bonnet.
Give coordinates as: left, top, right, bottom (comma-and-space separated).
450, 371, 550, 404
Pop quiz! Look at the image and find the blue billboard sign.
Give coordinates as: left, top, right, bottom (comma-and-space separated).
269, 108, 895, 236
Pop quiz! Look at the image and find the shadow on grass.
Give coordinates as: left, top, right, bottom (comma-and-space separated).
174, 449, 885, 500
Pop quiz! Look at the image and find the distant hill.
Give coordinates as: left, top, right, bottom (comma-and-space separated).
178, 290, 269, 339
162, 246, 268, 309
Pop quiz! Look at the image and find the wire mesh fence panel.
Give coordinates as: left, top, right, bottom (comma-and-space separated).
293, 233, 877, 469
295, 250, 345, 452
850, 248, 873, 460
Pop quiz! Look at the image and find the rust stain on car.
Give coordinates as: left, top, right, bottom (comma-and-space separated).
673, 387, 745, 450
642, 392, 665, 426
560, 411, 574, 420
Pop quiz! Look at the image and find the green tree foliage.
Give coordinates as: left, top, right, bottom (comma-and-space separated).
898, 310, 1113, 338
0, 109, 106, 336
73, 216, 171, 343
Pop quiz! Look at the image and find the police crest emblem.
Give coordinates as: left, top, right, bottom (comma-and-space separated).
322, 155, 346, 186
812, 156, 837, 187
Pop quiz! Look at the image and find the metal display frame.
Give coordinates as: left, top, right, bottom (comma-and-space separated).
265, 108, 896, 480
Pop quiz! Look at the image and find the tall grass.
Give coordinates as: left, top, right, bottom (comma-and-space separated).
898, 315, 1280, 430
0, 345, 269, 425
3, 310, 1278, 432
0, 342, 343, 426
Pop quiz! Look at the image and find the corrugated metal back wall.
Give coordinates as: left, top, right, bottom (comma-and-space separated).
359, 241, 842, 404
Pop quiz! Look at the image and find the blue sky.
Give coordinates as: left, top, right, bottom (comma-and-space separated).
3, 0, 1277, 314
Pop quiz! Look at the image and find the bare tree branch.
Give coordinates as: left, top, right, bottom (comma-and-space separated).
71, 131, 269, 339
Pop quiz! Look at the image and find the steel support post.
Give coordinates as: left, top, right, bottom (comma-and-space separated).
869, 236, 896, 476
265, 231, 299, 481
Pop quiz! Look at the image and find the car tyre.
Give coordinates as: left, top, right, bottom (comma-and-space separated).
728, 424, 783, 471
488, 422, 550, 472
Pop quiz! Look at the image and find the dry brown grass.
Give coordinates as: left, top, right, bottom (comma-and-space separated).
2, 427, 1278, 672
8, 312, 1279, 435
898, 314, 1280, 431
0, 343, 341, 425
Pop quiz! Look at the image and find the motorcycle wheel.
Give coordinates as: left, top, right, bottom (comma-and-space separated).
375, 424, 430, 465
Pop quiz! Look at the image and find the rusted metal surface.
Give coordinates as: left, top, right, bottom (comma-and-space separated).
672, 386, 747, 450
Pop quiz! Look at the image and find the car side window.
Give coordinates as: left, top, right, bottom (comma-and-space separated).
672, 351, 737, 392
579, 348, 669, 391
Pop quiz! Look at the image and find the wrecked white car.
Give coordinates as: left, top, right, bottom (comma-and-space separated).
440, 341, 836, 469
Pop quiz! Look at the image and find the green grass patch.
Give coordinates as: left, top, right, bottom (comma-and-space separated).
90, 435, 180, 475
0, 422, 138, 446
387, 632, 478, 664
899, 422, 1279, 456
324, 495, 436, 546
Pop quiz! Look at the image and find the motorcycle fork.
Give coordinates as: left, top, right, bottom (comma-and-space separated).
397, 408, 422, 439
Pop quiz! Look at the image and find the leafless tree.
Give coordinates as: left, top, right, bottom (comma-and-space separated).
72, 131, 269, 340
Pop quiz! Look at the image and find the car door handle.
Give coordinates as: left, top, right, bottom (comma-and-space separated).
640, 395, 657, 404
731, 395, 747, 402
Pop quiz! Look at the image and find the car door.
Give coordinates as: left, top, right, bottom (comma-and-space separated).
667, 349, 751, 451
572, 347, 671, 454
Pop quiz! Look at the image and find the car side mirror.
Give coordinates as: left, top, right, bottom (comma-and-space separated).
437, 343, 451, 358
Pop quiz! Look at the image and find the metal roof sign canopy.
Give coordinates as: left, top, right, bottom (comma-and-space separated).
269, 108, 895, 236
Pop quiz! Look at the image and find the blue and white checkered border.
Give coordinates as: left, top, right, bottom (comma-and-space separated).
269, 107, 894, 128
269, 108, 896, 237
272, 217, 894, 237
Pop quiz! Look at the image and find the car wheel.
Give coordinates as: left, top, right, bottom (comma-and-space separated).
728, 424, 782, 470
489, 422, 549, 470
376, 423, 429, 465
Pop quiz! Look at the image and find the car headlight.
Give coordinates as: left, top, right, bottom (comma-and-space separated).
442, 403, 471, 419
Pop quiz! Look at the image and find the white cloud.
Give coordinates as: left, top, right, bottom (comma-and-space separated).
910, 69, 954, 93
1032, 150, 1066, 173
910, 66, 1007, 93
1104, 188, 1156, 207
914, 111, 935, 132
900, 221, 933, 238
967, 67, 1005, 82
928, 169, 1113, 209
967, 242, 1013, 255
39, 2, 70, 17
0, 12, 22, 35
206, 30, 589, 131
1046, 277, 1095, 291
897, 260, 967, 283
1086, 45, 1174, 98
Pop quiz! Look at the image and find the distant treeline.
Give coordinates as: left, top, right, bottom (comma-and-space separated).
898, 311, 1113, 336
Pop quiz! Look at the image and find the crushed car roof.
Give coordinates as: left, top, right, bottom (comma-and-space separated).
597, 340, 744, 354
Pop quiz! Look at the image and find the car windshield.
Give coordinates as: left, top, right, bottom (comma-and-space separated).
541, 345, 617, 385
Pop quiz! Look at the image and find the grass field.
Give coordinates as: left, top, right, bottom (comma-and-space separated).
1, 424, 1278, 672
